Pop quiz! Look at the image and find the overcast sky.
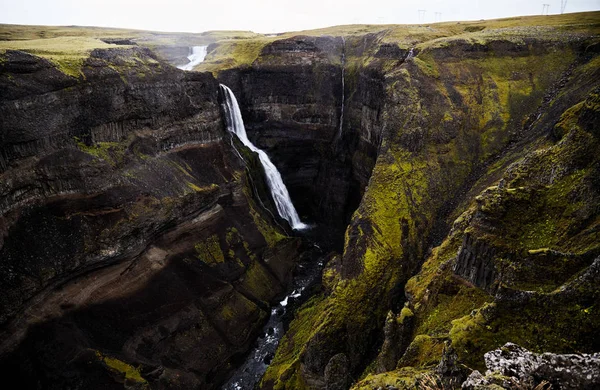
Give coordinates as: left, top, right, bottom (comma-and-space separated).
1, 0, 599, 34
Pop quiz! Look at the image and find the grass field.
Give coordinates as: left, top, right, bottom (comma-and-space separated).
1, 11, 598, 74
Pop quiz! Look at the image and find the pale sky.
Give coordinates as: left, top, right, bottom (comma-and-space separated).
0, 0, 599, 34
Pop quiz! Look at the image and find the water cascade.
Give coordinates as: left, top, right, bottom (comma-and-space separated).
337, 36, 346, 140
221, 246, 325, 390
220, 84, 308, 230
178, 45, 208, 71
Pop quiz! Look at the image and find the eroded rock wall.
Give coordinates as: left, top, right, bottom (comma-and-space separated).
258, 27, 600, 390
0, 47, 299, 389
217, 35, 387, 235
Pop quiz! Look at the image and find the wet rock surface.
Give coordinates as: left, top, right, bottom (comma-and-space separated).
217, 35, 385, 234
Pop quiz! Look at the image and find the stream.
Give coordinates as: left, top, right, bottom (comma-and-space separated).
221, 235, 328, 390
177, 45, 208, 71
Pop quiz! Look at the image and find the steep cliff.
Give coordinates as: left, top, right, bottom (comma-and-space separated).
1, 11, 599, 390
0, 45, 300, 389
190, 13, 600, 390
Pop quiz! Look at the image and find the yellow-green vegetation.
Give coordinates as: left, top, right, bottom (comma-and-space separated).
95, 351, 147, 387
3, 11, 598, 388
449, 293, 599, 372
242, 175, 287, 248
263, 12, 600, 388
238, 261, 280, 303
401, 89, 600, 372
0, 36, 116, 77
281, 12, 600, 42
412, 43, 574, 162
186, 182, 219, 193
214, 288, 265, 342
0, 23, 263, 48
398, 216, 493, 369
397, 335, 446, 368
197, 11, 599, 77
414, 285, 491, 337
247, 197, 287, 248
476, 100, 600, 259
352, 367, 439, 390
195, 234, 225, 265
0, 23, 267, 76
194, 37, 276, 73
75, 138, 128, 166
263, 144, 441, 388
261, 294, 326, 389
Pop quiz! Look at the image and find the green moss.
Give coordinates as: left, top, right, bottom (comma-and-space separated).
95, 351, 147, 387
50, 55, 85, 78
194, 37, 274, 73
260, 294, 326, 389
415, 285, 491, 336
186, 182, 218, 193
195, 234, 225, 265
221, 305, 235, 320
413, 54, 439, 78
449, 293, 600, 372
397, 335, 446, 368
399, 307, 414, 321
242, 177, 287, 248
238, 261, 278, 303
243, 13, 598, 388
352, 367, 436, 390
75, 138, 127, 166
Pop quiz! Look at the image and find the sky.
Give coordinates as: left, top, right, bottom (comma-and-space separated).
0, 0, 599, 34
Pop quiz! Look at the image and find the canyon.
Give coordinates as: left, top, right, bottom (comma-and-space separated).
0, 12, 599, 390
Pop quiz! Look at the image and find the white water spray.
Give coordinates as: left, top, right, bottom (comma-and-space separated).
337, 37, 346, 139
178, 46, 208, 71
220, 84, 308, 230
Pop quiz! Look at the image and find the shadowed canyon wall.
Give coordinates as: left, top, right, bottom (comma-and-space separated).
1, 12, 599, 390
217, 35, 387, 236
216, 21, 600, 390
0, 47, 301, 389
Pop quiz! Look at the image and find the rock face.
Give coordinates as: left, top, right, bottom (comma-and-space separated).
453, 234, 501, 293
0, 47, 300, 388
152, 45, 192, 67
217, 35, 386, 235
242, 16, 600, 390
2, 12, 600, 390
463, 342, 600, 389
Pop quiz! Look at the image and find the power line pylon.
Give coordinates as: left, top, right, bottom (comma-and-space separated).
418, 10, 426, 24
561, 0, 568, 14
434, 12, 442, 23
542, 4, 550, 16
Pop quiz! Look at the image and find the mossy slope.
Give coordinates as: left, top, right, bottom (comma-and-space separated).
260, 13, 600, 389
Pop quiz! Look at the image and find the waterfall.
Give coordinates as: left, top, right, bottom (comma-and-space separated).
220, 84, 308, 230
178, 45, 208, 71
337, 36, 346, 139
405, 47, 415, 61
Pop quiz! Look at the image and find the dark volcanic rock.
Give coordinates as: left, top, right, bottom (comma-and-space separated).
324, 353, 351, 390
100, 38, 138, 46
453, 233, 500, 293
218, 35, 385, 237
0, 47, 300, 389
462, 343, 600, 390
152, 45, 192, 67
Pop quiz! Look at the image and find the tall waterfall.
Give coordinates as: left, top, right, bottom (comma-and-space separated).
220, 84, 308, 230
178, 46, 208, 71
337, 36, 346, 139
